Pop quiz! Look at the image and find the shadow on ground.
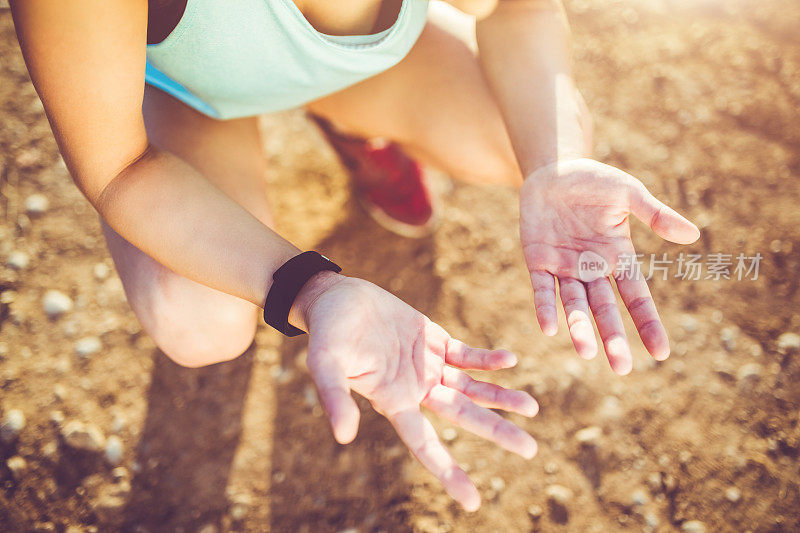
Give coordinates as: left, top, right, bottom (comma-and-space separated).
268, 202, 444, 531
123, 349, 254, 530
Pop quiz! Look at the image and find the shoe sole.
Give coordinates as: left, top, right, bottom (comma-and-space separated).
355, 192, 441, 239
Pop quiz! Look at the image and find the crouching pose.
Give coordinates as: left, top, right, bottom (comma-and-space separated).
10, 0, 699, 510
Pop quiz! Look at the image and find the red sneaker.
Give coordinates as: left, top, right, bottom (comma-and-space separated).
312, 115, 439, 238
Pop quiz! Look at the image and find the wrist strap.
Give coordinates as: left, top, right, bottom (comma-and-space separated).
263, 251, 341, 337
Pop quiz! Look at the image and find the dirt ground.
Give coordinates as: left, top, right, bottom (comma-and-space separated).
2, 0, 800, 531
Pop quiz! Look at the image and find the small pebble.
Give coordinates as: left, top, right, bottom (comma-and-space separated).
7, 455, 27, 478
631, 488, 649, 506
6, 251, 30, 270
42, 290, 73, 318
24, 193, 49, 215
441, 428, 457, 443
93, 263, 111, 280
710, 311, 723, 324
42, 441, 58, 459
725, 486, 741, 503
545, 484, 573, 505
575, 426, 602, 447
75, 336, 102, 357
646, 472, 662, 492
720, 327, 737, 351
49, 410, 65, 426
229, 493, 251, 521
61, 421, 106, 452
230, 501, 249, 521
111, 412, 127, 433
1, 409, 26, 442
489, 476, 505, 492
777, 332, 800, 354
544, 461, 559, 474
597, 395, 623, 420
105, 435, 124, 464
645, 512, 659, 529
197, 524, 219, 533
302, 385, 318, 408
527, 504, 543, 519
737, 363, 762, 383
111, 467, 129, 481
53, 384, 67, 401
681, 520, 706, 533
680, 314, 698, 333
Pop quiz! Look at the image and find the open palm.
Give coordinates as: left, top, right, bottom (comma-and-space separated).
520, 158, 700, 374
304, 276, 539, 511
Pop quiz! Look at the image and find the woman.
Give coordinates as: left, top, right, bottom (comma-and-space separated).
9, 0, 699, 511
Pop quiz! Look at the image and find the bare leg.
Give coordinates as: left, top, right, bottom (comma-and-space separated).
103, 86, 273, 367
308, 15, 594, 186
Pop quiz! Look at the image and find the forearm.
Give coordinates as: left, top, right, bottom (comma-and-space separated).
94, 146, 300, 308
477, 0, 586, 177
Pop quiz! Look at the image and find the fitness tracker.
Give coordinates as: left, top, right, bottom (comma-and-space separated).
263, 251, 342, 336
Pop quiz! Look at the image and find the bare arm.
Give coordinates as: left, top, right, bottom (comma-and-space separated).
10, 0, 299, 312
476, 1, 700, 373
477, 0, 583, 175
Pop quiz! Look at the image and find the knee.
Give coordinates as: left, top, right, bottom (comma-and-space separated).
143, 281, 257, 368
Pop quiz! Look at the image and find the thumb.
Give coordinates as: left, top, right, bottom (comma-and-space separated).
308, 350, 361, 444
629, 183, 700, 244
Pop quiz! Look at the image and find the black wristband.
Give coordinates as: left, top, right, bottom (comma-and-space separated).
263, 251, 342, 337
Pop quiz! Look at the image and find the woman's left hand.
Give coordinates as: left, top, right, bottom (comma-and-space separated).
519, 158, 700, 374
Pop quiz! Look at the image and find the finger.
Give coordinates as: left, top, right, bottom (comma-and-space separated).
615, 274, 670, 361
307, 350, 361, 444
441, 366, 539, 417
558, 277, 599, 360
423, 385, 538, 459
444, 339, 517, 370
530, 270, 558, 336
389, 408, 481, 512
629, 184, 700, 245
586, 278, 633, 375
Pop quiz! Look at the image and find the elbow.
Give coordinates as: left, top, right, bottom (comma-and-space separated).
92, 143, 158, 217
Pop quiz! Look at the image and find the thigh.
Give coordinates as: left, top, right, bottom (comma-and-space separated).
142, 86, 273, 226
307, 14, 522, 186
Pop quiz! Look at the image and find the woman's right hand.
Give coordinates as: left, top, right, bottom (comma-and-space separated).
294, 272, 539, 512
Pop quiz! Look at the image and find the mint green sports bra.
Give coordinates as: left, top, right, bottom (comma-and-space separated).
145, 0, 430, 119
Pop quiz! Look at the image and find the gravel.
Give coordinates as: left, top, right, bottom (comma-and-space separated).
545, 484, 573, 505
737, 363, 763, 383
6, 251, 30, 270
24, 193, 49, 215
777, 332, 800, 354
725, 486, 741, 503
42, 290, 73, 318
7, 455, 27, 478
489, 476, 506, 492
527, 504, 543, 519
441, 428, 458, 443
631, 488, 649, 506
104, 435, 123, 465
575, 426, 602, 447
61, 421, 106, 452
1, 409, 26, 442
681, 520, 707, 533
720, 327, 738, 351
75, 336, 102, 357
93, 263, 111, 280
